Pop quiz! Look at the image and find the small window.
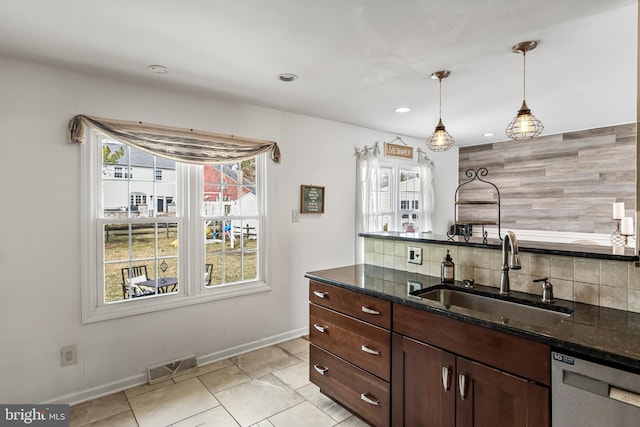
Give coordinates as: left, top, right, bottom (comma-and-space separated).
155, 169, 163, 181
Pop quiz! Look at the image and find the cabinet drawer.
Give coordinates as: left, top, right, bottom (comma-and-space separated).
309, 280, 391, 329
310, 303, 391, 381
310, 344, 390, 427
393, 303, 550, 386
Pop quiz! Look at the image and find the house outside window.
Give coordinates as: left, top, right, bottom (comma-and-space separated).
155, 169, 163, 181
82, 135, 268, 323
376, 165, 420, 232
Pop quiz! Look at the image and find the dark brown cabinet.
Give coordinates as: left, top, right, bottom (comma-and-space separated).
307, 280, 551, 427
308, 280, 392, 426
392, 304, 550, 427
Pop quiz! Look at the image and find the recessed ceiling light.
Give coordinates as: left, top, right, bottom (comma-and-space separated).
277, 73, 298, 82
483, 132, 495, 137
148, 65, 168, 74
395, 107, 411, 113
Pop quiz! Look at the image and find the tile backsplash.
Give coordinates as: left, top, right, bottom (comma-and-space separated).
364, 237, 640, 313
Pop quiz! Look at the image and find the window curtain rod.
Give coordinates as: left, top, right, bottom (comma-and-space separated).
68, 114, 281, 165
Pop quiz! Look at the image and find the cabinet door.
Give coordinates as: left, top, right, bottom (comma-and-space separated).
392, 334, 456, 427
456, 357, 549, 427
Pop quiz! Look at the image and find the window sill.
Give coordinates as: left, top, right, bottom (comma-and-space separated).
82, 281, 271, 324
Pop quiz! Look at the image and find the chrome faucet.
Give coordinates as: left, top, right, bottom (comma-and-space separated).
500, 231, 522, 295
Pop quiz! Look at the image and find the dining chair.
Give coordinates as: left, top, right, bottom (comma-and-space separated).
121, 265, 151, 298
205, 263, 214, 286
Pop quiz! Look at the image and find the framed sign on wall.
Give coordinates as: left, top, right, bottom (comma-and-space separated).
300, 185, 325, 214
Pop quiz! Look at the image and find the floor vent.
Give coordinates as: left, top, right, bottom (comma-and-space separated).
147, 355, 198, 384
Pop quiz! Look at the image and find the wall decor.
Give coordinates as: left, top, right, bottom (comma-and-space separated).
384, 142, 413, 159
301, 185, 325, 214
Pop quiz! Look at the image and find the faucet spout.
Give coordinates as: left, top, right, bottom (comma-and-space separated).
500, 231, 521, 295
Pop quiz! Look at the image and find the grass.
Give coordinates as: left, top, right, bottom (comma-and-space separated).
104, 228, 257, 303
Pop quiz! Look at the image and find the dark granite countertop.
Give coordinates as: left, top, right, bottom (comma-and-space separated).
305, 264, 640, 374
360, 232, 639, 262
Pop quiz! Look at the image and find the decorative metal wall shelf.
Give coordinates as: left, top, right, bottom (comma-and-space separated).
447, 168, 501, 244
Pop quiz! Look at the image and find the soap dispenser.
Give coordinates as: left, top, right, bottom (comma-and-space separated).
441, 250, 455, 283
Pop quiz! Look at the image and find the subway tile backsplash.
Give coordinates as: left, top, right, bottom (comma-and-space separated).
364, 238, 639, 313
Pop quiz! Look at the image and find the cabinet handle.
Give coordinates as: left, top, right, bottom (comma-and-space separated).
313, 364, 328, 375
361, 345, 380, 355
313, 324, 328, 333
360, 393, 380, 406
442, 366, 451, 391
313, 290, 327, 299
458, 374, 468, 400
361, 306, 380, 315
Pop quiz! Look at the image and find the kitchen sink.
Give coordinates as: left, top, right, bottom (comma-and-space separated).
414, 287, 572, 328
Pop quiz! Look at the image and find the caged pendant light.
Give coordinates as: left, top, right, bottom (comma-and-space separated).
506, 41, 544, 140
426, 70, 455, 152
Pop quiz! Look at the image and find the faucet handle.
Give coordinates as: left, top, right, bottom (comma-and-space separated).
533, 277, 554, 303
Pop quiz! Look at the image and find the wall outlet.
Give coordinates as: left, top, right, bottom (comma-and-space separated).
407, 246, 423, 265
61, 345, 77, 366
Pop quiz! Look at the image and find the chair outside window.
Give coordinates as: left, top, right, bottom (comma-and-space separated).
121, 266, 154, 298
205, 263, 214, 286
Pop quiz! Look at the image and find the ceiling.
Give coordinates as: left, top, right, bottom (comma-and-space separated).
0, 0, 637, 146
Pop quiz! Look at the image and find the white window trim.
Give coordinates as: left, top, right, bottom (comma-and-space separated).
81, 130, 271, 324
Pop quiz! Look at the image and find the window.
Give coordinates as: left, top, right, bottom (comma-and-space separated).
374, 165, 421, 232
82, 134, 268, 323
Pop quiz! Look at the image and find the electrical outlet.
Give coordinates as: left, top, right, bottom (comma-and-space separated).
407, 246, 423, 265
61, 345, 77, 366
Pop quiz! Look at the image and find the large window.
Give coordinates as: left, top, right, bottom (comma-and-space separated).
375, 165, 421, 232
82, 133, 268, 322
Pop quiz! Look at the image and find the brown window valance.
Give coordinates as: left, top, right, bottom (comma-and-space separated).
68, 114, 281, 164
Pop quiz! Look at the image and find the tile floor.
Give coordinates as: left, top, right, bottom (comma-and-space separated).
69, 337, 371, 427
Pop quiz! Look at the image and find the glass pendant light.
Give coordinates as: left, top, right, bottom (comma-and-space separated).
426, 70, 455, 152
506, 41, 544, 140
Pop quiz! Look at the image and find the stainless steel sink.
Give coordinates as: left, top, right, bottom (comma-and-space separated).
415, 288, 572, 328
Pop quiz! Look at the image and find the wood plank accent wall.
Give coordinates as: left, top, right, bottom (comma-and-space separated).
458, 124, 636, 234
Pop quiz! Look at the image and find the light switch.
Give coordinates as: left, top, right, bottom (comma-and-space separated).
292, 209, 300, 222
407, 246, 422, 265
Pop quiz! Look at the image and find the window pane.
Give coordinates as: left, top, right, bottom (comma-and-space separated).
103, 222, 179, 303
102, 141, 176, 218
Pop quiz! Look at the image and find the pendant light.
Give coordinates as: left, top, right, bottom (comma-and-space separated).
506, 41, 544, 140
426, 70, 455, 152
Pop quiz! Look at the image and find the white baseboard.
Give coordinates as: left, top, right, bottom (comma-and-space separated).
45, 326, 309, 406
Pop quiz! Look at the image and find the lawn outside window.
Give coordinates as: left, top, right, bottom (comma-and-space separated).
81, 130, 270, 323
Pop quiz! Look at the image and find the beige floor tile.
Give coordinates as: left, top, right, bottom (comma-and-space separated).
214, 374, 305, 427
272, 362, 310, 390
70, 392, 131, 427
295, 350, 310, 364
268, 401, 335, 427
232, 346, 300, 378
83, 410, 138, 427
129, 378, 219, 427
199, 365, 252, 394
277, 338, 309, 355
336, 415, 372, 426
172, 406, 240, 427
125, 379, 175, 399
296, 383, 352, 422
173, 359, 235, 383
249, 421, 274, 427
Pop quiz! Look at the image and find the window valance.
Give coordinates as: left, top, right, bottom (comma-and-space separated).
68, 114, 281, 164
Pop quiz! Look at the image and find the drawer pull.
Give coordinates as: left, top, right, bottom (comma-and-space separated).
459, 374, 468, 400
313, 324, 328, 333
360, 393, 380, 406
442, 366, 451, 391
361, 306, 380, 315
313, 290, 327, 299
361, 345, 380, 355
313, 364, 328, 375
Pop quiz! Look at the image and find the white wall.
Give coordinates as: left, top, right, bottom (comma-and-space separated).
0, 55, 458, 404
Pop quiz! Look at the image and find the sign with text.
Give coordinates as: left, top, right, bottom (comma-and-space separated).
384, 142, 413, 159
301, 185, 325, 214
1, 404, 69, 426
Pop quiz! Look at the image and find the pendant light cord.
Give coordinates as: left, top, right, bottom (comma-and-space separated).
439, 77, 443, 120
522, 51, 527, 101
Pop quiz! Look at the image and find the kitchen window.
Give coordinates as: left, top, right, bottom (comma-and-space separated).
81, 132, 269, 323
376, 165, 421, 232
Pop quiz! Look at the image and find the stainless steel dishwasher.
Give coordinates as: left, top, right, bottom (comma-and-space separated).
552, 352, 640, 427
